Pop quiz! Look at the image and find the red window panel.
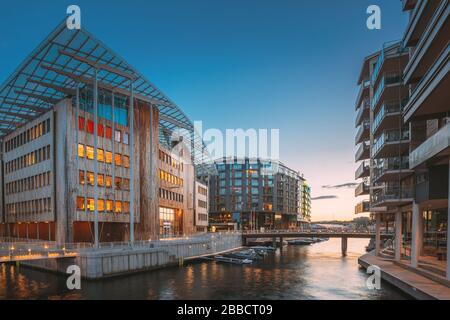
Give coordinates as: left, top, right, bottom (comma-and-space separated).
98, 124, 104, 137
87, 120, 94, 134
105, 126, 112, 139
78, 116, 85, 131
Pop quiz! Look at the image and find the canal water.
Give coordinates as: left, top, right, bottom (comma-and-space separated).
0, 238, 409, 300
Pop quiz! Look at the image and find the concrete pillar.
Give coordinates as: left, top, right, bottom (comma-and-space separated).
395, 211, 402, 261
375, 214, 381, 256
93, 69, 99, 247
411, 201, 422, 268
341, 237, 348, 257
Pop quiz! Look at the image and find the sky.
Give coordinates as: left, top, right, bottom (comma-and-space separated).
0, 0, 409, 221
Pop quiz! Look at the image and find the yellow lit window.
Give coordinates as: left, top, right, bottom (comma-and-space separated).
106, 200, 113, 213
79, 170, 85, 185
97, 149, 104, 162
105, 175, 112, 188
123, 155, 130, 168
115, 201, 122, 213
87, 172, 94, 186
76, 196, 85, 210
123, 201, 130, 214
98, 199, 105, 212
86, 146, 94, 160
78, 144, 85, 158
159, 169, 164, 180
98, 174, 104, 187
105, 151, 112, 164
115, 154, 122, 166
87, 198, 95, 212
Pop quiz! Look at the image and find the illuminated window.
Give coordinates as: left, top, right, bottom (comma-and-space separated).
87, 171, 94, 186
87, 198, 95, 211
115, 201, 122, 213
114, 153, 122, 166
160, 169, 164, 180
114, 130, 121, 143
105, 175, 112, 188
105, 126, 112, 139
97, 148, 104, 162
86, 146, 94, 160
98, 124, 104, 137
123, 132, 129, 144
79, 170, 85, 185
76, 196, 85, 210
87, 120, 94, 134
106, 200, 113, 212
98, 199, 105, 212
123, 201, 130, 213
123, 155, 130, 168
98, 174, 104, 187
105, 151, 112, 164
78, 116, 85, 130
115, 177, 122, 190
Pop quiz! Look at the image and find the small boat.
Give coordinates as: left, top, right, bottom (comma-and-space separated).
224, 249, 260, 260
287, 238, 315, 245
214, 255, 253, 264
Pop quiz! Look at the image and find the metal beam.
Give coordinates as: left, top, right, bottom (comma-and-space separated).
1, 100, 49, 113
59, 49, 136, 80
1, 111, 35, 120
0, 118, 23, 125
159, 114, 191, 130
27, 79, 77, 96
14, 90, 60, 105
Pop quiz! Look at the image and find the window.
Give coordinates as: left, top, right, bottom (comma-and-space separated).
87, 120, 94, 134
115, 177, 122, 190
123, 155, 130, 168
87, 172, 94, 186
123, 178, 130, 190
78, 116, 85, 130
115, 153, 122, 166
106, 200, 113, 213
97, 149, 104, 162
79, 170, 85, 185
123, 201, 130, 213
114, 130, 121, 143
86, 146, 94, 160
78, 144, 85, 158
123, 132, 129, 144
98, 174, 104, 187
76, 197, 85, 210
105, 175, 112, 188
105, 151, 112, 164
98, 199, 105, 212
97, 124, 104, 137
105, 126, 112, 139
115, 201, 122, 213
87, 198, 95, 211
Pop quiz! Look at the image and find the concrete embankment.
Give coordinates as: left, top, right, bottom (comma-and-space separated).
20, 233, 242, 279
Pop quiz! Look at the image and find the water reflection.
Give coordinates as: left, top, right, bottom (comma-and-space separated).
0, 239, 408, 300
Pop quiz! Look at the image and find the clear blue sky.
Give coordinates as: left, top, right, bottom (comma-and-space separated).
0, 0, 408, 220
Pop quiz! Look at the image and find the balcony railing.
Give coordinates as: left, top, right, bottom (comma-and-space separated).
373, 156, 410, 181
371, 49, 385, 85
371, 74, 402, 110
355, 161, 370, 180
355, 142, 370, 162
372, 102, 404, 134
372, 186, 414, 206
355, 99, 370, 127
356, 80, 370, 109
355, 200, 370, 215
372, 129, 410, 156
355, 121, 370, 144
355, 182, 370, 197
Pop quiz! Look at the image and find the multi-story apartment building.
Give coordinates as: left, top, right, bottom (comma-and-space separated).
355, 0, 450, 280
195, 181, 209, 233
0, 22, 208, 245
209, 158, 311, 231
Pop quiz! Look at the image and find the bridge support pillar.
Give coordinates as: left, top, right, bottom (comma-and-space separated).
341, 237, 348, 257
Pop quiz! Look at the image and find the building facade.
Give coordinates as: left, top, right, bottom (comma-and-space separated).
209, 158, 311, 231
0, 22, 207, 244
355, 0, 450, 280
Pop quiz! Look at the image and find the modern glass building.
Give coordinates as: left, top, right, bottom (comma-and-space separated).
209, 157, 311, 231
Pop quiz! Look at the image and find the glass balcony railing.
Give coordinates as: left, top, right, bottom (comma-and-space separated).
355, 99, 370, 126
355, 182, 370, 197
355, 161, 370, 179
372, 129, 410, 156
356, 80, 370, 108
373, 156, 410, 181
355, 120, 370, 143
371, 102, 403, 134
355, 200, 370, 215
372, 186, 414, 205
371, 73, 402, 110
355, 142, 370, 161
371, 49, 385, 85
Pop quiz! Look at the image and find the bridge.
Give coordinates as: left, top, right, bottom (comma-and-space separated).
242, 230, 393, 256
0, 240, 81, 263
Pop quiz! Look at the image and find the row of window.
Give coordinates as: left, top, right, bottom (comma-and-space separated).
198, 200, 207, 209
76, 196, 130, 214
79, 170, 130, 190
198, 213, 208, 222
158, 149, 184, 171
5, 171, 51, 195
5, 198, 52, 215
78, 116, 129, 144
198, 186, 208, 196
159, 188, 184, 203
5, 145, 51, 174
4, 119, 51, 153
77, 144, 130, 167
159, 169, 184, 187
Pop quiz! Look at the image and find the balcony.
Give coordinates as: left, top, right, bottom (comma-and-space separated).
355, 200, 370, 215
355, 142, 370, 162
355, 80, 370, 110
355, 161, 370, 180
355, 182, 370, 197
372, 186, 414, 207
371, 101, 404, 136
355, 99, 370, 127
410, 122, 450, 169
371, 73, 404, 113
355, 121, 370, 145
373, 156, 413, 182
372, 129, 410, 159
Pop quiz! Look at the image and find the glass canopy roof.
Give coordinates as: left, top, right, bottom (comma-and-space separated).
0, 20, 214, 173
